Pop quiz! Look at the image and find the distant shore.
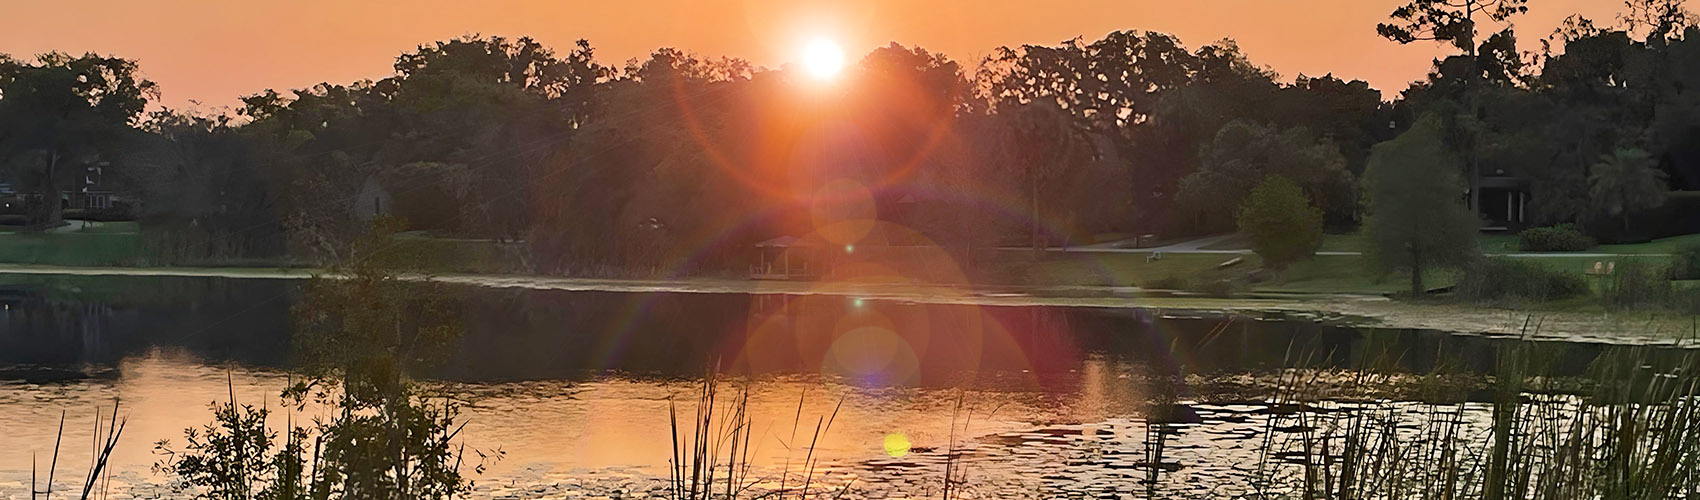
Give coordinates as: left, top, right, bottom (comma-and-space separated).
0, 263, 1692, 348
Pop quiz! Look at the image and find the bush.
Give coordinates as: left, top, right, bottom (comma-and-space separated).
1517, 224, 1597, 252
1672, 287, 1700, 315
1456, 258, 1590, 304
1671, 242, 1700, 280
1237, 175, 1323, 269
1602, 259, 1674, 310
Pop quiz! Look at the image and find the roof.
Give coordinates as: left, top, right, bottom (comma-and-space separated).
1481, 176, 1531, 190
755, 235, 806, 248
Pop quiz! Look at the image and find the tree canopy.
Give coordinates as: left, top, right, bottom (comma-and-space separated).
1362, 114, 1482, 296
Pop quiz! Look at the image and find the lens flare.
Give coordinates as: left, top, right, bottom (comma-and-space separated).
883, 433, 911, 458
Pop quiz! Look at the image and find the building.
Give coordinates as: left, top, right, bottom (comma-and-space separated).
1475, 175, 1529, 231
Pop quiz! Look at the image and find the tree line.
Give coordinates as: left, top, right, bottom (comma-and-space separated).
0, 0, 1697, 280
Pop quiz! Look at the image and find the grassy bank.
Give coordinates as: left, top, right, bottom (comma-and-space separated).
0, 221, 143, 266
0, 224, 1688, 301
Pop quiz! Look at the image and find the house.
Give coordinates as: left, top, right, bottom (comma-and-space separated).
0, 162, 133, 222
352, 176, 393, 220
67, 162, 127, 216
1474, 174, 1530, 232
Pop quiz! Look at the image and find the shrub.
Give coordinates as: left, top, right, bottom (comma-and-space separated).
1602, 259, 1674, 310
1671, 242, 1700, 280
1517, 224, 1597, 252
1237, 175, 1323, 269
1672, 287, 1700, 315
1457, 258, 1590, 304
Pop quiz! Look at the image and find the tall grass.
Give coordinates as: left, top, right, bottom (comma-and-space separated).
666, 370, 848, 500
30, 400, 126, 500
1248, 320, 1700, 500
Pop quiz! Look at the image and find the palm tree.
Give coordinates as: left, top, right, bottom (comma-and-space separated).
1587, 147, 1668, 237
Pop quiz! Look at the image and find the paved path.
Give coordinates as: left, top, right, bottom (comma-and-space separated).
1034, 234, 1670, 258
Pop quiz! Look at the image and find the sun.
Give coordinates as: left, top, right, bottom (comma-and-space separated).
801, 38, 846, 80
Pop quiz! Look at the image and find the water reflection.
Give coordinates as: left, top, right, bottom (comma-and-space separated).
0, 276, 1662, 498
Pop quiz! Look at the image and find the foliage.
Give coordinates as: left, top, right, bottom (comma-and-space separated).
1236, 175, 1323, 269
159, 218, 487, 500
12, 15, 1700, 279
0, 52, 156, 227
1177, 121, 1353, 231
1587, 148, 1668, 238
999, 100, 1095, 255
1379, 0, 1530, 52
1671, 242, 1700, 280
1516, 224, 1597, 252
1361, 114, 1482, 297
1455, 258, 1589, 304
154, 394, 304, 500
1602, 259, 1674, 310
125, 109, 284, 262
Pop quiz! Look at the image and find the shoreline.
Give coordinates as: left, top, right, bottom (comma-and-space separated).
0, 263, 1692, 347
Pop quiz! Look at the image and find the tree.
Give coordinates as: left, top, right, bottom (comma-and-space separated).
123, 109, 283, 262
1237, 175, 1323, 269
159, 218, 480, 500
1588, 147, 1668, 237
1176, 120, 1353, 231
1379, 0, 1528, 217
1001, 100, 1094, 258
0, 52, 156, 227
1361, 115, 1481, 298
1378, 0, 1529, 53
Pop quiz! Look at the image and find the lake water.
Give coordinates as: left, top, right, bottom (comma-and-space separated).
0, 276, 1663, 499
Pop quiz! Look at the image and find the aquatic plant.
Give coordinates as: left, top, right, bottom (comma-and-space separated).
1247, 320, 1700, 500
28, 401, 126, 500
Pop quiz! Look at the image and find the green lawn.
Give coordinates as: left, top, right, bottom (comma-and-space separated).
0, 222, 1686, 300
1217, 230, 1697, 256
1011, 245, 1678, 296
0, 225, 142, 265
1009, 251, 1246, 287
1596, 233, 1700, 254
1005, 249, 1423, 294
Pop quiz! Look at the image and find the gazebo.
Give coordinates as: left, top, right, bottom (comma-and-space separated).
751, 235, 819, 280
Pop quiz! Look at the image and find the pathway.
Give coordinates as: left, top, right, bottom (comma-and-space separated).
1047, 234, 1670, 258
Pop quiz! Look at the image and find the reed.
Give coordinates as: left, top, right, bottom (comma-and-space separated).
666, 369, 847, 500
31, 400, 126, 500
1247, 318, 1700, 500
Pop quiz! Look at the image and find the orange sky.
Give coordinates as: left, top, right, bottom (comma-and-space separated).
0, 0, 1627, 110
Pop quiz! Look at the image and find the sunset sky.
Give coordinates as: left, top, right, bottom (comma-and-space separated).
0, 0, 1626, 110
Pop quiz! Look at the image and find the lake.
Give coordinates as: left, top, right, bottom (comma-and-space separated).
0, 275, 1680, 499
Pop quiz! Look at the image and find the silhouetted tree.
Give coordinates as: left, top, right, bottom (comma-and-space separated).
1380, 0, 1528, 217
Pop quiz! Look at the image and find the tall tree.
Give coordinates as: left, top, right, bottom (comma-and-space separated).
1361, 114, 1481, 298
1001, 100, 1095, 258
0, 52, 156, 228
124, 109, 282, 261
1379, 0, 1529, 218
1175, 120, 1353, 232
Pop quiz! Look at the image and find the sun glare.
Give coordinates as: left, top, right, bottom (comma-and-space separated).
801, 38, 845, 80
